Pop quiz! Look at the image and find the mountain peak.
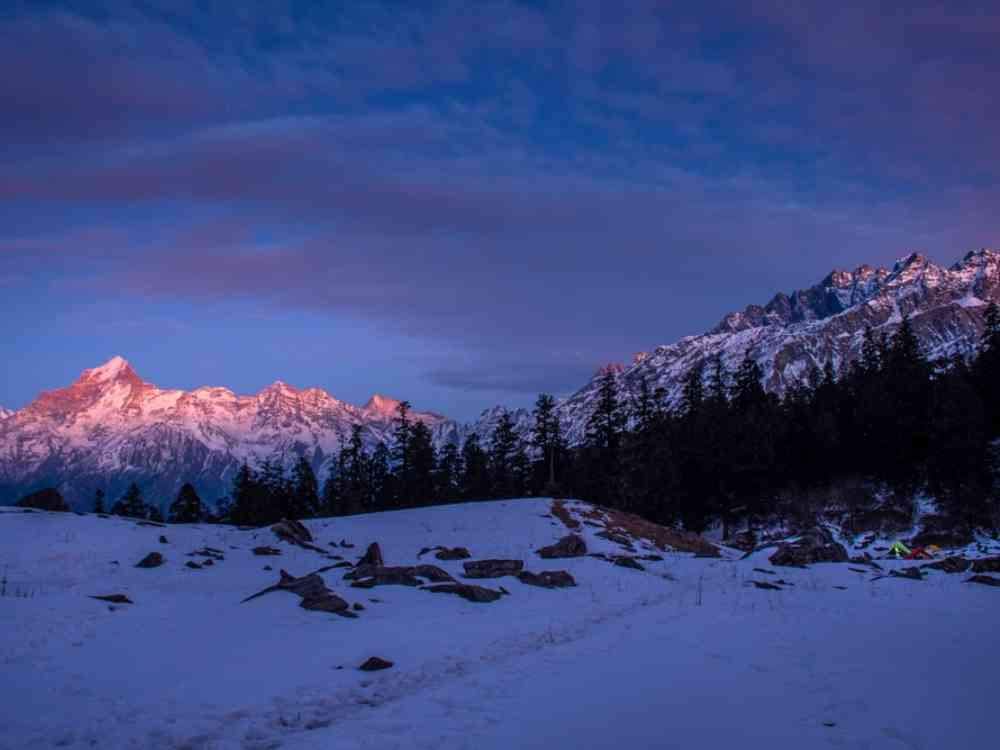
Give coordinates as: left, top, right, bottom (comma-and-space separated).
363, 394, 403, 415
78, 356, 140, 384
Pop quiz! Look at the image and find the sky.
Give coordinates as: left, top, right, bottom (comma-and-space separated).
2, 0, 998, 420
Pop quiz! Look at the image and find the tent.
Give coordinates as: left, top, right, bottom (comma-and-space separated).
906, 546, 932, 560
889, 541, 911, 558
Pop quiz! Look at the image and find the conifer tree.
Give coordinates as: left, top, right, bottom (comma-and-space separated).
168, 483, 204, 523
290, 456, 320, 518
93, 488, 106, 514
489, 412, 521, 498
460, 433, 491, 499
114, 482, 147, 518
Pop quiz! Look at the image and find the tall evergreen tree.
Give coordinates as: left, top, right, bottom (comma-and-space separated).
460, 433, 491, 499
92, 488, 106, 514
290, 456, 320, 518
489, 412, 522, 498
168, 483, 204, 523
113, 482, 147, 518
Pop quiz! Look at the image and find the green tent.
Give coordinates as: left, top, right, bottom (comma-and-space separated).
890, 541, 911, 558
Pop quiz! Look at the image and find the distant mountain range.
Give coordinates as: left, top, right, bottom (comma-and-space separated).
1, 249, 997, 509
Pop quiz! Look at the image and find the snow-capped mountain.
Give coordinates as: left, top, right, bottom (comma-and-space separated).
0, 357, 461, 508
2, 249, 997, 508
0, 406, 12, 421
548, 249, 1000, 444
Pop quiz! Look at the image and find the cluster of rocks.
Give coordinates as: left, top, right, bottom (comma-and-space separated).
241, 569, 357, 618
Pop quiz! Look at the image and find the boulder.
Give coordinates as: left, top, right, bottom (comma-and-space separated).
435, 547, 472, 561
590, 553, 646, 571
300, 593, 353, 615
537, 534, 587, 559
241, 569, 356, 618
253, 546, 282, 556
751, 580, 783, 590
463, 559, 524, 579
517, 570, 576, 588
889, 567, 924, 580
358, 543, 384, 568
595, 530, 633, 547
971, 557, 1000, 573
727, 530, 757, 553
271, 519, 314, 545
424, 583, 504, 603
966, 575, 1000, 587
359, 657, 393, 671
769, 528, 848, 567
412, 564, 455, 583
186, 561, 202, 569
922, 556, 971, 574
135, 552, 164, 568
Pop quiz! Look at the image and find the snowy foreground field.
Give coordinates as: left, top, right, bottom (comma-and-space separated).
2, 499, 998, 750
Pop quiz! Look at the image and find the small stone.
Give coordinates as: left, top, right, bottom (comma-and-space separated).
90, 594, 133, 604
263, 565, 273, 571
359, 656, 393, 671
159, 535, 168, 544
186, 561, 202, 569
135, 552, 164, 568
252, 546, 282, 556
751, 580, 782, 590
352, 602, 365, 611
517, 570, 577, 588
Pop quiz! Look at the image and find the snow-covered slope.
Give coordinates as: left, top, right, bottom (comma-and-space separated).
1, 499, 996, 750
547, 249, 1000, 443
0, 406, 11, 421
0, 358, 461, 507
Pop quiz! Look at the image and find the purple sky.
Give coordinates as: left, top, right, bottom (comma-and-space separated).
2, 1, 998, 419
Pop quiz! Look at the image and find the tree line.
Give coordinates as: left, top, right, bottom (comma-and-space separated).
98, 305, 1000, 535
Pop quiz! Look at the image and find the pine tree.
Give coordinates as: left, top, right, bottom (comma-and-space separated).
391, 401, 413, 501
168, 483, 204, 523
680, 364, 704, 418
489, 412, 521, 498
145, 504, 164, 523
114, 482, 147, 518
460, 433, 491, 499
530, 394, 563, 493
290, 456, 320, 518
584, 370, 626, 507
92, 488, 106, 514
435, 442, 462, 501
369, 441, 391, 511
230, 463, 265, 525
407, 421, 438, 506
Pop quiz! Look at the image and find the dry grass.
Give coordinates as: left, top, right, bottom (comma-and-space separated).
558, 502, 718, 556
550, 500, 581, 530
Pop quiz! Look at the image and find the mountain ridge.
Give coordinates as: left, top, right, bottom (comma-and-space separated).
1, 248, 997, 508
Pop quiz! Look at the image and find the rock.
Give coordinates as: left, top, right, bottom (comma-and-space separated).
301, 593, 353, 615
90, 594, 133, 604
242, 570, 356, 618
751, 580, 783, 590
424, 583, 504, 603
971, 557, 1000, 573
435, 547, 472, 561
135, 552, 164, 568
186, 561, 202, 569
922, 556, 971, 574
358, 543, 384, 568
889, 567, 924, 580
753, 567, 777, 575
263, 565, 272, 571
537, 534, 587, 559
417, 546, 437, 557
340, 540, 355, 548
966, 574, 1000, 587
252, 546, 282, 556
769, 528, 848, 567
462, 559, 524, 578
271, 519, 314, 545
412, 564, 455, 583
159, 535, 168, 544
203, 559, 214, 567
346, 566, 422, 588
359, 657, 393, 671
137, 520, 167, 528
590, 553, 646, 571
352, 602, 365, 611
639, 554, 665, 562
517, 570, 576, 588
499, 586, 511, 595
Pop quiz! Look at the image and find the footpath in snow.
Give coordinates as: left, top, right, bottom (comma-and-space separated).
1, 499, 997, 750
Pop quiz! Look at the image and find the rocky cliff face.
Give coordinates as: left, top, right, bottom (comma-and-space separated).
2, 249, 997, 509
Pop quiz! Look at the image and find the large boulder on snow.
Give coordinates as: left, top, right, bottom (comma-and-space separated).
135, 552, 164, 568
537, 534, 587, 559
435, 547, 472, 561
769, 527, 848, 567
971, 557, 1000, 573
462, 559, 524, 579
923, 556, 972, 574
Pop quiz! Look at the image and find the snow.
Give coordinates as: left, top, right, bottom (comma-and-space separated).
1, 499, 997, 750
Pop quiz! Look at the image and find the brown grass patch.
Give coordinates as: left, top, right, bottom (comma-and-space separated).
550, 500, 581, 530
587, 505, 718, 556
